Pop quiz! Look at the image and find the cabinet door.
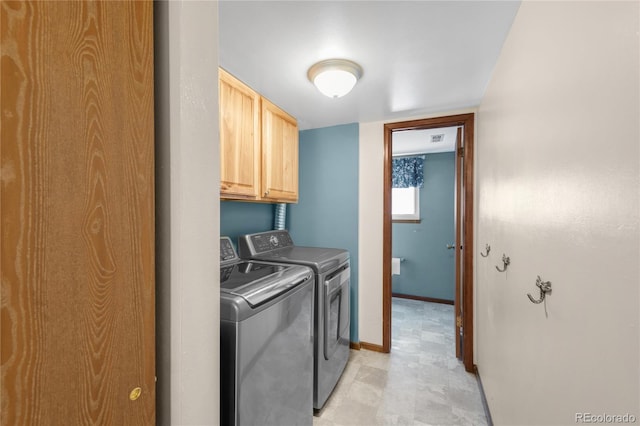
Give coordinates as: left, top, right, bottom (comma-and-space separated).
219, 68, 261, 199
2, 1, 155, 424
261, 98, 299, 202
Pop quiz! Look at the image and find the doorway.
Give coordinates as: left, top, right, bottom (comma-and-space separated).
383, 113, 475, 372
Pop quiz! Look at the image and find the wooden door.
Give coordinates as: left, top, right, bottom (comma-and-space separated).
219, 68, 261, 199
454, 127, 464, 359
1, 1, 155, 424
261, 98, 298, 202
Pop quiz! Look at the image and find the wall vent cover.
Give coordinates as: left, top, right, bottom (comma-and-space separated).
430, 134, 445, 143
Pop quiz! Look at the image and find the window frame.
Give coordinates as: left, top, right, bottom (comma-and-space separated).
391, 186, 420, 223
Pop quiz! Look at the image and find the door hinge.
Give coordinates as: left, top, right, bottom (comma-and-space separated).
457, 147, 464, 157
456, 316, 462, 328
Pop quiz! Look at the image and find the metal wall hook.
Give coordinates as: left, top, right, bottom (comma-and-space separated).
495, 254, 510, 272
527, 276, 552, 304
480, 244, 491, 257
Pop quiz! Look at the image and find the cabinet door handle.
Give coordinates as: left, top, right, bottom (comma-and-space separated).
220, 183, 230, 190
264, 190, 269, 197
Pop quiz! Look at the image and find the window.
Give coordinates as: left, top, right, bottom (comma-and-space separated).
392, 187, 420, 221
391, 154, 424, 222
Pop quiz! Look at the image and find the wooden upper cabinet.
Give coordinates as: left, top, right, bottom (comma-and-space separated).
219, 68, 261, 199
261, 98, 299, 203
218, 68, 299, 203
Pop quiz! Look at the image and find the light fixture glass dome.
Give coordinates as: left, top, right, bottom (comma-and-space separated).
307, 59, 363, 98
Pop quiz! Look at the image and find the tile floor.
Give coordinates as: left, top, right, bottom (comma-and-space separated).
313, 298, 488, 426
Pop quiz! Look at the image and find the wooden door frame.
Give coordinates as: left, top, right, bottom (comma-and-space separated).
383, 113, 475, 372
454, 127, 463, 359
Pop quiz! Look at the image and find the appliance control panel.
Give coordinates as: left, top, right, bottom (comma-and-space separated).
249, 230, 294, 254
220, 237, 238, 262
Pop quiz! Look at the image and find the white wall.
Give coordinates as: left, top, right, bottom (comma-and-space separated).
476, 2, 639, 425
358, 121, 386, 345
155, 1, 220, 425
358, 108, 477, 346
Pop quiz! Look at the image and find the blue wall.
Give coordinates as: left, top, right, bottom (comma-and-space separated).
289, 123, 359, 342
219, 123, 360, 342
392, 152, 455, 301
220, 201, 273, 251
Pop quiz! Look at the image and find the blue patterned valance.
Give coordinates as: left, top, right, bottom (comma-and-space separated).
392, 156, 425, 188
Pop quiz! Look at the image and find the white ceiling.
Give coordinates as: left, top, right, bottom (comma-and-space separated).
219, 1, 521, 131
392, 126, 459, 155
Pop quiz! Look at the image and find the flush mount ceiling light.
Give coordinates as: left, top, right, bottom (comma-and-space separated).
307, 59, 363, 98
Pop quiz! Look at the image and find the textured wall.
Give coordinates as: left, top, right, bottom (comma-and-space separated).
476, 2, 639, 424
154, 2, 220, 424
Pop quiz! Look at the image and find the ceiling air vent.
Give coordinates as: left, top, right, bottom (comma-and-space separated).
430, 134, 445, 143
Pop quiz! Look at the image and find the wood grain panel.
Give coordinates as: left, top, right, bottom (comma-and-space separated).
219, 68, 261, 199
261, 98, 298, 202
1, 1, 155, 424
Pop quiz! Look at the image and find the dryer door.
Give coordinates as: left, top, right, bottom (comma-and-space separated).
323, 266, 350, 360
